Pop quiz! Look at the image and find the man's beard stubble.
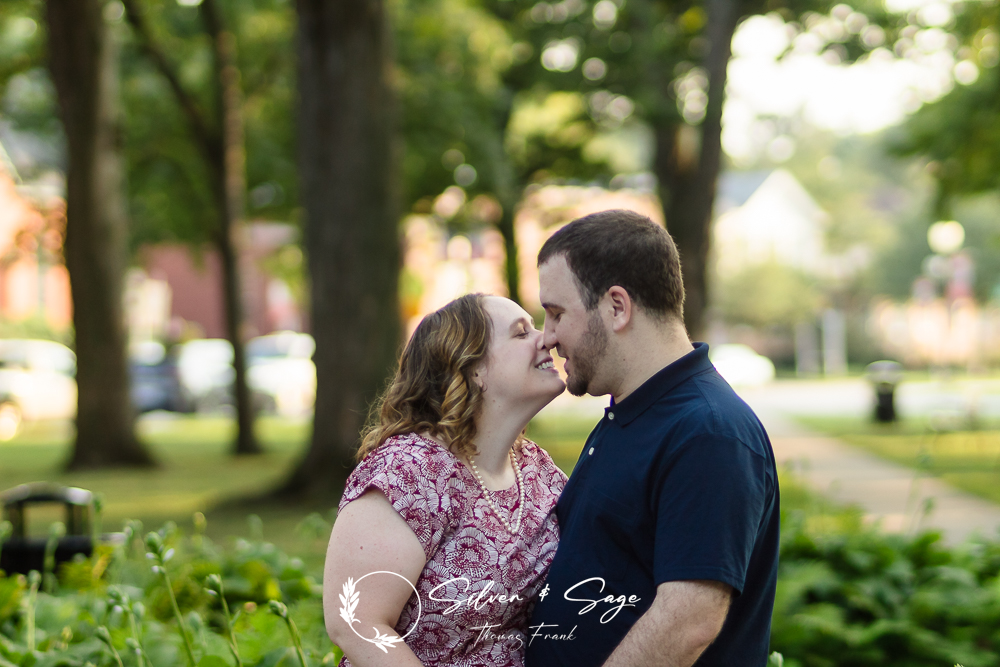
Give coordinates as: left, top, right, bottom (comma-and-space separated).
566, 310, 609, 397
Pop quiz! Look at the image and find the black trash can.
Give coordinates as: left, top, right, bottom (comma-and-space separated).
865, 360, 904, 423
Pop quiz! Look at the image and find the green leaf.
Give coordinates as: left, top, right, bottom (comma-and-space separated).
247, 648, 294, 667
197, 656, 232, 667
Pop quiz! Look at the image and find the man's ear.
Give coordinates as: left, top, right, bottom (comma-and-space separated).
605, 286, 632, 333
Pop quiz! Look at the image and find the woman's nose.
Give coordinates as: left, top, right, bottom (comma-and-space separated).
534, 329, 546, 349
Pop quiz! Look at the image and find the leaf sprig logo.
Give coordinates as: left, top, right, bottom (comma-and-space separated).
339, 572, 422, 653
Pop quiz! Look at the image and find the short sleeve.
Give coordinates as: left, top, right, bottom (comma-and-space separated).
521, 439, 569, 491
652, 434, 770, 595
338, 436, 456, 560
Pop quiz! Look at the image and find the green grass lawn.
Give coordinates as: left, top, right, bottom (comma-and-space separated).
0, 415, 326, 560
0, 412, 597, 561
798, 415, 1000, 506
0, 410, 848, 570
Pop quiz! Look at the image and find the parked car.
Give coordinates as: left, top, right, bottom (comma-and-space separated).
0, 339, 76, 440
246, 331, 316, 417
176, 339, 241, 414
709, 344, 776, 387
129, 340, 191, 413
176, 332, 315, 416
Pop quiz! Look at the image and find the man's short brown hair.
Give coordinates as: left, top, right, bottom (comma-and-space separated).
537, 209, 685, 321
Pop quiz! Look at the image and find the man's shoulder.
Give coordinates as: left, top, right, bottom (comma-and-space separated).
646, 370, 770, 455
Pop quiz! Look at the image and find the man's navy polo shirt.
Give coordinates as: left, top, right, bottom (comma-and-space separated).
525, 343, 779, 667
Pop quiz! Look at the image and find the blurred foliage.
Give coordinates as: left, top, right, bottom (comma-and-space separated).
486, 0, 916, 180
1, 0, 998, 338
1, 0, 297, 247
867, 192, 1000, 303
394, 0, 515, 211
0, 0, 59, 180
755, 131, 928, 317
0, 517, 335, 667
0, 315, 71, 346
0, 483, 998, 666
395, 0, 632, 241
773, 473, 1000, 667
488, 0, 705, 131
890, 1, 1000, 208
121, 0, 297, 250
0, 1, 43, 91
716, 261, 823, 327
949, 195, 1000, 303
886, 1, 1000, 303
773, 521, 1000, 666
718, 117, 1000, 331
487, 0, 686, 177
780, 132, 916, 258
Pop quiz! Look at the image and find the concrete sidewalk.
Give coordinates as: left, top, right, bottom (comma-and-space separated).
748, 403, 1000, 546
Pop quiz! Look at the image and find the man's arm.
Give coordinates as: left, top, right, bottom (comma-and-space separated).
602, 580, 733, 667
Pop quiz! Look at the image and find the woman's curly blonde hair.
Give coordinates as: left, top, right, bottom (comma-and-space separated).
358, 293, 500, 461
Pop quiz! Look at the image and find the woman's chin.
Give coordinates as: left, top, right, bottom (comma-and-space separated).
513, 381, 566, 416
544, 382, 567, 403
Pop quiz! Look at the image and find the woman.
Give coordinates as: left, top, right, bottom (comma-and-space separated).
323, 294, 567, 667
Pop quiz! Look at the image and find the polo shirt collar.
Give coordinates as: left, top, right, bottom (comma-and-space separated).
607, 342, 713, 425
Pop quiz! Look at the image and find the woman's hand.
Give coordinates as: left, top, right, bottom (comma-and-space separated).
324, 490, 427, 666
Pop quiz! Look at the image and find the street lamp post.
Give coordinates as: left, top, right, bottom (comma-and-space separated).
922, 220, 974, 369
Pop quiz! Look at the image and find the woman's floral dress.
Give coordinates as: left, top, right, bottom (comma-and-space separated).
336, 433, 567, 667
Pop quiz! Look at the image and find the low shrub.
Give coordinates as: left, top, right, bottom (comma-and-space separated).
773, 507, 1000, 666
0, 515, 339, 667
0, 499, 995, 667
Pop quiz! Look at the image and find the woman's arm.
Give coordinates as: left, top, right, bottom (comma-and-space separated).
323, 490, 427, 666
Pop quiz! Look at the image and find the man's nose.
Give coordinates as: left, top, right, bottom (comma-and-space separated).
542, 320, 558, 350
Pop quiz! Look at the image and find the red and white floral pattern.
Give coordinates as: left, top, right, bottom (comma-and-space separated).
337, 433, 566, 667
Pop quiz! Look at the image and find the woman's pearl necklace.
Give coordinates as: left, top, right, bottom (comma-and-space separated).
468, 449, 525, 534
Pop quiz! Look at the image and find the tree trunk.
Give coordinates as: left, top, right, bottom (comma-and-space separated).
203, 0, 260, 456
46, 0, 155, 469
276, 0, 400, 500
121, 0, 259, 456
486, 97, 521, 305
492, 143, 521, 305
496, 201, 521, 305
653, 0, 740, 340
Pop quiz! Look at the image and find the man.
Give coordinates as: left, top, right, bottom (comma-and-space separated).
525, 209, 779, 667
